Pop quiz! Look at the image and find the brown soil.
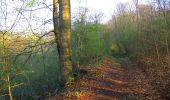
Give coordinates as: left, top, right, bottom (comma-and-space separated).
50, 58, 164, 100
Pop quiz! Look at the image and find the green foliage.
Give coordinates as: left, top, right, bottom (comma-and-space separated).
113, 14, 137, 52
26, 0, 37, 7
109, 5, 170, 71
75, 91, 81, 97
68, 76, 76, 82
110, 42, 122, 56
0, 34, 60, 99
72, 23, 109, 63
12, 45, 59, 99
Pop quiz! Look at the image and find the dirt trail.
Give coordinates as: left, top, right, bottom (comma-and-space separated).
50, 58, 163, 100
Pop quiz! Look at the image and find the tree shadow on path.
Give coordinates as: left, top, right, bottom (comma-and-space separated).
50, 58, 163, 100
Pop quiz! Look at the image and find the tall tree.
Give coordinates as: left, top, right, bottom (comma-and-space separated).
53, 0, 73, 84
53, 0, 62, 83
59, 0, 73, 83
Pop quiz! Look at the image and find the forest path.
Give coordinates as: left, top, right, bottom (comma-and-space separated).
50, 57, 162, 100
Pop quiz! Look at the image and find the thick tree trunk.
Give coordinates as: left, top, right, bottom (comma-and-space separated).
53, 0, 73, 84
59, 0, 73, 83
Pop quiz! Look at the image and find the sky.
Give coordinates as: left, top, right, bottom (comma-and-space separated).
71, 0, 133, 23
0, 0, 141, 32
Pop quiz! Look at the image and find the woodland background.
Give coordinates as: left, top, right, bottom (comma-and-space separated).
0, 0, 170, 99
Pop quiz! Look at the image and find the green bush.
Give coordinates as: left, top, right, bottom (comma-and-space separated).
72, 23, 109, 63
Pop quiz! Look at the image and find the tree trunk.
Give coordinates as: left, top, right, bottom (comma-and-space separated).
53, 0, 73, 84
59, 0, 73, 83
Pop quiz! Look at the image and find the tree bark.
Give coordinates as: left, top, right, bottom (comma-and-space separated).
59, 0, 73, 83
53, 0, 73, 84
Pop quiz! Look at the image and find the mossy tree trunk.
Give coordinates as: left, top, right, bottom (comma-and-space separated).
53, 0, 73, 84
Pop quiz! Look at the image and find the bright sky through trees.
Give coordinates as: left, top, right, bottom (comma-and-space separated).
71, 0, 133, 23
0, 0, 140, 32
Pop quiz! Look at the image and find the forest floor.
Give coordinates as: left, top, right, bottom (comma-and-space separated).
50, 57, 167, 100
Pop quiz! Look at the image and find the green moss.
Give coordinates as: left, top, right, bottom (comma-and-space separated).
69, 76, 76, 82
75, 91, 81, 97
110, 42, 125, 56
